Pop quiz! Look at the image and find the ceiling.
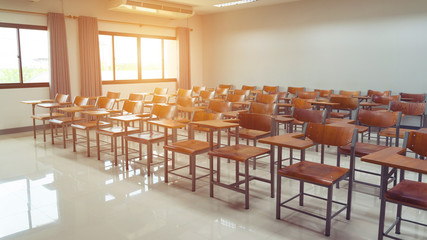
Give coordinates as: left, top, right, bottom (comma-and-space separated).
163, 0, 300, 15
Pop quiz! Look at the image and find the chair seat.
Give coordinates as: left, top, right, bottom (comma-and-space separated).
31, 113, 64, 120
125, 132, 165, 143
325, 118, 356, 124
97, 126, 139, 136
385, 180, 427, 210
71, 121, 111, 130
175, 117, 191, 124
208, 144, 269, 162
339, 142, 388, 157
292, 119, 304, 126
278, 161, 348, 187
330, 112, 350, 118
50, 117, 84, 125
236, 128, 271, 140
164, 140, 212, 155
379, 127, 413, 138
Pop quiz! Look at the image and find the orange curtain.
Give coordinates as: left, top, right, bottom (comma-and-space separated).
177, 27, 191, 89
78, 16, 102, 97
47, 12, 71, 98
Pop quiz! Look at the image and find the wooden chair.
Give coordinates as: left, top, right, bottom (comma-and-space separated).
214, 87, 229, 100
248, 102, 276, 115
314, 89, 334, 98
49, 96, 89, 148
289, 107, 326, 133
399, 92, 426, 102
367, 90, 391, 97
176, 88, 193, 97
190, 111, 222, 140
174, 96, 197, 124
276, 123, 358, 236
371, 95, 400, 109
125, 104, 177, 176
379, 101, 426, 144
31, 93, 70, 142
218, 84, 233, 90
71, 96, 116, 157
143, 95, 168, 112
372, 130, 427, 240
263, 85, 279, 94
106, 91, 120, 99
153, 87, 168, 95
255, 93, 277, 104
197, 90, 215, 107
233, 89, 251, 98
296, 91, 319, 100
191, 86, 206, 96
128, 93, 145, 101
96, 100, 143, 166
339, 90, 360, 97
287, 87, 305, 96
242, 85, 256, 91
163, 111, 220, 191
207, 100, 232, 114
225, 93, 246, 111
329, 96, 359, 119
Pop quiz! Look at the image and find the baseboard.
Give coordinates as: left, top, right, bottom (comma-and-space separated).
0, 125, 43, 135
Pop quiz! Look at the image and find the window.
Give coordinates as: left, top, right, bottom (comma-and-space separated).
0, 23, 49, 88
99, 32, 177, 83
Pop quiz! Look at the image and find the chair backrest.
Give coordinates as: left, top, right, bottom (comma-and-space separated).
55, 93, 69, 103
357, 109, 401, 128
128, 93, 144, 101
292, 107, 326, 124
248, 102, 275, 115
330, 96, 358, 110
389, 101, 426, 116
151, 104, 177, 119
242, 85, 256, 91
287, 87, 305, 95
234, 89, 251, 97
256, 93, 277, 104
368, 90, 391, 97
176, 88, 193, 97
192, 86, 206, 95
73, 96, 89, 106
176, 96, 195, 107
122, 100, 143, 114
219, 84, 233, 90
403, 130, 427, 158
238, 112, 271, 132
314, 89, 334, 98
297, 91, 319, 100
152, 95, 168, 104
106, 91, 120, 99
305, 122, 357, 147
95, 96, 115, 110
153, 87, 168, 95
371, 95, 400, 105
208, 100, 232, 113
400, 92, 426, 103
215, 87, 229, 96
191, 111, 221, 122
339, 90, 360, 97
199, 90, 215, 101
226, 93, 246, 103
291, 98, 312, 109
263, 85, 279, 94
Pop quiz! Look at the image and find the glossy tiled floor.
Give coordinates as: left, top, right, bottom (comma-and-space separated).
0, 129, 426, 240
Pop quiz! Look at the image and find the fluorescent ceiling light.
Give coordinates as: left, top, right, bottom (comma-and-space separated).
214, 0, 258, 8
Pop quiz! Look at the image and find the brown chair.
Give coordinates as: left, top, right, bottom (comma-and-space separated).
125, 104, 177, 176
233, 89, 251, 98
287, 87, 305, 96
315, 89, 334, 98
329, 96, 359, 119
255, 93, 277, 104
197, 90, 215, 107
207, 100, 232, 114
175, 88, 193, 98
379, 101, 426, 143
190, 111, 222, 139
31, 93, 70, 142
296, 91, 319, 100
143, 95, 169, 112
219, 84, 233, 90
367, 90, 391, 97
289, 107, 326, 133
226, 93, 246, 111
128, 93, 145, 101
191, 86, 206, 96
153, 87, 168, 95
242, 85, 256, 91
371, 95, 400, 109
96, 100, 143, 166
163, 111, 220, 191
72, 97, 116, 157
263, 85, 279, 94
106, 91, 120, 99
248, 102, 276, 115
174, 96, 197, 124
375, 130, 427, 240
399, 92, 426, 103
214, 87, 229, 100
276, 123, 357, 236
292, 98, 312, 110
339, 90, 360, 97
49, 96, 90, 148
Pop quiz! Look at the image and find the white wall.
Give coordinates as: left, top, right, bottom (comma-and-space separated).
202, 0, 427, 94
0, 0, 203, 131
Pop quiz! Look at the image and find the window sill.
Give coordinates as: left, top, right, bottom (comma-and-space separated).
0, 83, 49, 89
102, 79, 177, 84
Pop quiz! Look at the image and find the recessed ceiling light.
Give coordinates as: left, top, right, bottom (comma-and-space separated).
214, 0, 258, 8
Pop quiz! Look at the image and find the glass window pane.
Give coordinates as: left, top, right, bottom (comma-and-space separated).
141, 38, 162, 79
20, 29, 49, 83
0, 27, 20, 84
114, 36, 138, 80
164, 40, 177, 79
99, 35, 114, 81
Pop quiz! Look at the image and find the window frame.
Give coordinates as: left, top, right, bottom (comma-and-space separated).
0, 23, 49, 89
99, 31, 177, 85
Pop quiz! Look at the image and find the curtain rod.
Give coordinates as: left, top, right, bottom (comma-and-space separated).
0, 8, 192, 31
